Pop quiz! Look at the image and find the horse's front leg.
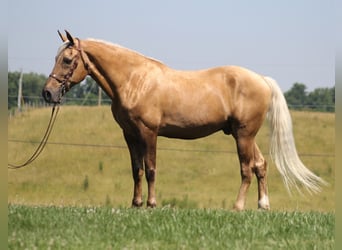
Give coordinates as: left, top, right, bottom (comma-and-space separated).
124, 132, 144, 207
143, 131, 157, 208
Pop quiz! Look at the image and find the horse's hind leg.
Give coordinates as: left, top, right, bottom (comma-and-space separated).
233, 136, 255, 211
254, 143, 270, 210
233, 136, 270, 210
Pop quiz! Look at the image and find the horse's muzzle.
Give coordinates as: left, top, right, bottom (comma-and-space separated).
42, 88, 60, 104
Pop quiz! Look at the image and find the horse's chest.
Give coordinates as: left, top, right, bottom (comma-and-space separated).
111, 104, 159, 135
111, 105, 135, 130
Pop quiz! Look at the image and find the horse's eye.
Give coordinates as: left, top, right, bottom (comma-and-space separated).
63, 57, 72, 65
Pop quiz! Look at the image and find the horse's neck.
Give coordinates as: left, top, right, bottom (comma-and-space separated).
82, 40, 148, 100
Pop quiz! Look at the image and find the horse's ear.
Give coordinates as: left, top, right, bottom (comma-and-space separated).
65, 30, 74, 46
57, 30, 67, 42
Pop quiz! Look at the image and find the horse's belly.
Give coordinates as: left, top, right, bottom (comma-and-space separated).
158, 124, 222, 139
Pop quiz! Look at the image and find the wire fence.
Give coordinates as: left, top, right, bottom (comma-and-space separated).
8, 95, 336, 112
287, 104, 335, 112
8, 95, 112, 108
8, 139, 335, 158
8, 95, 335, 159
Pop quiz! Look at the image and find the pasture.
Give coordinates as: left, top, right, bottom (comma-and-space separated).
8, 205, 334, 249
8, 106, 335, 248
8, 106, 334, 210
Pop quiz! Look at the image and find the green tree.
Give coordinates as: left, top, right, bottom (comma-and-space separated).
8, 72, 111, 109
66, 77, 111, 105
8, 71, 47, 110
306, 87, 335, 112
284, 83, 307, 109
284, 83, 335, 112
8, 71, 21, 109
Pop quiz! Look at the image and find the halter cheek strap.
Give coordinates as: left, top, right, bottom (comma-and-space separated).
48, 53, 79, 90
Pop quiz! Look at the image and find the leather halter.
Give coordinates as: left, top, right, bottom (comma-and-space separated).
48, 38, 90, 97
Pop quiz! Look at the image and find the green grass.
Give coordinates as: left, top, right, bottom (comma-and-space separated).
8, 106, 335, 211
8, 204, 334, 249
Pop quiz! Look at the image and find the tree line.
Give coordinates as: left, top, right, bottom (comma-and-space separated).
8, 71, 335, 112
8, 71, 111, 109
284, 83, 335, 112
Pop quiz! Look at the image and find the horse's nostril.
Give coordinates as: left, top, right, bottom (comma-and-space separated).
42, 89, 52, 103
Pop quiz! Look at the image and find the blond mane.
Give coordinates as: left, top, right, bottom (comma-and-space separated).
86, 38, 164, 65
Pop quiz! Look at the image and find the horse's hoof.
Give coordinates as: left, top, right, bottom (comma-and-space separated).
233, 206, 244, 212
132, 200, 144, 208
233, 202, 244, 211
258, 205, 270, 210
147, 201, 157, 208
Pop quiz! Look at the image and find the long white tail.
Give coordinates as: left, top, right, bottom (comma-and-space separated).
264, 76, 327, 194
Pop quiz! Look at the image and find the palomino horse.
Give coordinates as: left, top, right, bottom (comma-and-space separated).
42, 31, 326, 210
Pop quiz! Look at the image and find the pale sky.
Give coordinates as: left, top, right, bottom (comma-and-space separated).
8, 0, 334, 91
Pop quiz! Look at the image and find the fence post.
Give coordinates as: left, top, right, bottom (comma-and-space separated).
17, 70, 23, 112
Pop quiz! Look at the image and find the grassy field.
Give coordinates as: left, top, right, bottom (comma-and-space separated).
8, 204, 334, 249
8, 106, 334, 211
8, 106, 335, 248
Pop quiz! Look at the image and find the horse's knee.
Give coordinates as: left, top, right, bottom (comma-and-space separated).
253, 153, 267, 176
145, 168, 156, 182
132, 167, 144, 182
240, 164, 253, 182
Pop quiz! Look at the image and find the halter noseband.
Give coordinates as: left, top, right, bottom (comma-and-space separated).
48, 38, 90, 99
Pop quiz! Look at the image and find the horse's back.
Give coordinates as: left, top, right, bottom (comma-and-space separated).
179, 65, 272, 119
156, 65, 272, 139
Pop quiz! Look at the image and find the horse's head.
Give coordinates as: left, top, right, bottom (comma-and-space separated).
42, 30, 89, 104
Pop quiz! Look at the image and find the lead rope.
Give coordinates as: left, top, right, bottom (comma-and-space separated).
8, 104, 60, 169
